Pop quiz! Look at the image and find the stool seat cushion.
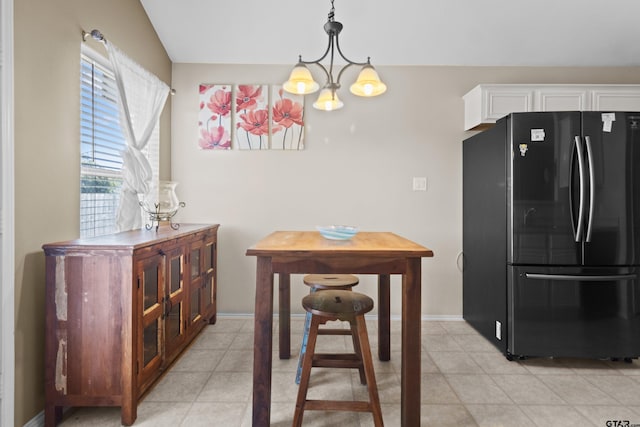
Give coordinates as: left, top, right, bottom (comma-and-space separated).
302, 290, 374, 317
303, 274, 359, 289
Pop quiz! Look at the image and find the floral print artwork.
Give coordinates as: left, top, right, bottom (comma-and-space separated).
198, 84, 232, 150
235, 84, 269, 150
271, 87, 305, 150
197, 84, 305, 151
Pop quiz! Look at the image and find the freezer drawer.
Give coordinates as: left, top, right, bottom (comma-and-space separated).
508, 266, 640, 359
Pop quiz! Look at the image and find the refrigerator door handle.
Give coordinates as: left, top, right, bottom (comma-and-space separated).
524, 273, 637, 281
569, 138, 577, 238
584, 135, 595, 242
574, 136, 586, 242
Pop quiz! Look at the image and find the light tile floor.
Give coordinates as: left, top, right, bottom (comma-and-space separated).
58, 317, 640, 427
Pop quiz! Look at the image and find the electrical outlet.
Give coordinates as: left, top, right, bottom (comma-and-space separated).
412, 177, 427, 191
495, 321, 502, 340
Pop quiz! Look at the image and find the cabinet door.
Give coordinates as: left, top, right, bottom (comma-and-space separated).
536, 88, 589, 111
163, 246, 187, 362
463, 85, 534, 130
591, 88, 640, 111
188, 240, 204, 329
136, 253, 164, 392
201, 238, 217, 323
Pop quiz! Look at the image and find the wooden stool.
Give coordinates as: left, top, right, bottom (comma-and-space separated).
293, 290, 383, 427
296, 274, 360, 385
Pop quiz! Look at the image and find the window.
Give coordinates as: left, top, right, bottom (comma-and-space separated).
80, 46, 159, 237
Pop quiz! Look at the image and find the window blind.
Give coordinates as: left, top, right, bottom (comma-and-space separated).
80, 46, 159, 237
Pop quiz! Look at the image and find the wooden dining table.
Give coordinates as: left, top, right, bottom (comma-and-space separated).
246, 230, 434, 426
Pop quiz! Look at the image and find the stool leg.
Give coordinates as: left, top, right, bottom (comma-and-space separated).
355, 314, 384, 427
296, 287, 318, 384
293, 315, 320, 427
349, 319, 367, 385
295, 310, 313, 385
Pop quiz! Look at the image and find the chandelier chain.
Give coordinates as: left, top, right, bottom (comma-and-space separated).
328, 0, 335, 21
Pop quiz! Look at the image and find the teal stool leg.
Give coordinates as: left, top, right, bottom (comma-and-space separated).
295, 309, 313, 385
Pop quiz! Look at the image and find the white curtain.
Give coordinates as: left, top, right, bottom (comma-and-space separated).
107, 43, 170, 232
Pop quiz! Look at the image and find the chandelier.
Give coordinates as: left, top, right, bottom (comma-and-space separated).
282, 0, 387, 111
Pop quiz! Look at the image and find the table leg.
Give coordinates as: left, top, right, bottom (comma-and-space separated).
402, 258, 421, 427
253, 256, 274, 427
378, 274, 391, 361
278, 273, 291, 359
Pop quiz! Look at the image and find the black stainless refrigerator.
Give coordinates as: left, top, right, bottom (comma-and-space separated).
463, 111, 640, 360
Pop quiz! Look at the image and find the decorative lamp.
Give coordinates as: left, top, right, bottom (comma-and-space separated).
282, 0, 386, 112
139, 181, 186, 231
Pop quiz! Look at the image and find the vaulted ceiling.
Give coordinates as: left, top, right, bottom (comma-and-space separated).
141, 0, 640, 67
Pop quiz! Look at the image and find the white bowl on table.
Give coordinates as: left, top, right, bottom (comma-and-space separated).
316, 225, 358, 241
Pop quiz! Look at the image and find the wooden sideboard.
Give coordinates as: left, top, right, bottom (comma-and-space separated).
43, 224, 219, 426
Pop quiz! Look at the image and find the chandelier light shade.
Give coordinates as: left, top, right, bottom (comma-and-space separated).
312, 86, 344, 111
282, 63, 320, 95
282, 0, 386, 111
350, 65, 387, 97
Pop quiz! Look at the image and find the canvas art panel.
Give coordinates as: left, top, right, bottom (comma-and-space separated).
271, 87, 305, 150
198, 84, 232, 150
235, 84, 270, 150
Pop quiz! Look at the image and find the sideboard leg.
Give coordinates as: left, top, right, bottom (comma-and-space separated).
44, 403, 62, 427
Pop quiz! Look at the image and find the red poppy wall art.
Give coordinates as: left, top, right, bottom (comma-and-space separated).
235, 84, 269, 150
198, 84, 306, 151
198, 84, 232, 150
271, 87, 305, 150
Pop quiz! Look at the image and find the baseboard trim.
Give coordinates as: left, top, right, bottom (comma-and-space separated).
24, 410, 43, 427
216, 313, 464, 321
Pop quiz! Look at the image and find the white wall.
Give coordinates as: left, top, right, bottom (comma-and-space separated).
171, 64, 640, 317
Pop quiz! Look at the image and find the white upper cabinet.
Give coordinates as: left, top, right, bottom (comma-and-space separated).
463, 84, 640, 130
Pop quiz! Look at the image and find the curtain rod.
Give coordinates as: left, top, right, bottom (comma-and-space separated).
82, 29, 106, 44
81, 28, 176, 95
